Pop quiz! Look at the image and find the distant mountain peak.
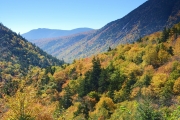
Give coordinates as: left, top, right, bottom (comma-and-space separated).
22, 27, 94, 41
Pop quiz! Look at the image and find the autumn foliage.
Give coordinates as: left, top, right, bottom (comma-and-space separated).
1, 23, 180, 119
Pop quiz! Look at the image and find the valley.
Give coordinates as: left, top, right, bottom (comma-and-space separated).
1, 0, 180, 119
23, 0, 180, 63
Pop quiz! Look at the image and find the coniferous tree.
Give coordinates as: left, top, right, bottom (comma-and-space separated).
137, 37, 142, 43
108, 71, 122, 92
78, 71, 91, 97
160, 27, 169, 43
60, 85, 73, 109
89, 57, 101, 91
78, 57, 102, 97
98, 69, 109, 93
143, 74, 151, 87
167, 46, 174, 56
108, 46, 112, 52
122, 72, 136, 99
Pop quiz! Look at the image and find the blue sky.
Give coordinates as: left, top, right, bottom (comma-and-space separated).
0, 0, 147, 34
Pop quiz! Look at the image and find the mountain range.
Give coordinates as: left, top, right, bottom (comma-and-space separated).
26, 0, 180, 63
22, 28, 94, 41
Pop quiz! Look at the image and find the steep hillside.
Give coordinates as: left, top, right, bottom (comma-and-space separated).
0, 23, 64, 118
34, 30, 96, 60
34, 0, 180, 63
22, 28, 94, 41
2, 22, 180, 119
0, 23, 64, 78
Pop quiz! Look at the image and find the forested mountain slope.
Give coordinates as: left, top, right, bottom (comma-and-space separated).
2, 22, 180, 119
34, 30, 96, 61
34, 0, 180, 63
0, 23, 64, 82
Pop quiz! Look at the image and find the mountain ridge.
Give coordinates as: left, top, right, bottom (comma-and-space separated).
31, 0, 180, 63
22, 27, 94, 41
0, 23, 64, 75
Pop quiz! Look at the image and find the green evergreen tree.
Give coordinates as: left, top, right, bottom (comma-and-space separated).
98, 69, 109, 93
78, 71, 91, 97
108, 70, 123, 93
122, 72, 136, 99
167, 46, 174, 56
89, 57, 101, 91
60, 85, 72, 109
160, 27, 169, 43
144, 74, 151, 86
137, 37, 142, 43
107, 46, 112, 52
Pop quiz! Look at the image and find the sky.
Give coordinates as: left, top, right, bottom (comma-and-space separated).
0, 0, 147, 34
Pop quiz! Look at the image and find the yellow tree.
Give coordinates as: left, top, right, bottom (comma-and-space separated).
3, 84, 56, 120
90, 97, 116, 119
173, 77, 180, 94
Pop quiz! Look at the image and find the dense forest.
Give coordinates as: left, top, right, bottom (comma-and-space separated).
1, 22, 180, 119
0, 22, 64, 113
0, 23, 64, 71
